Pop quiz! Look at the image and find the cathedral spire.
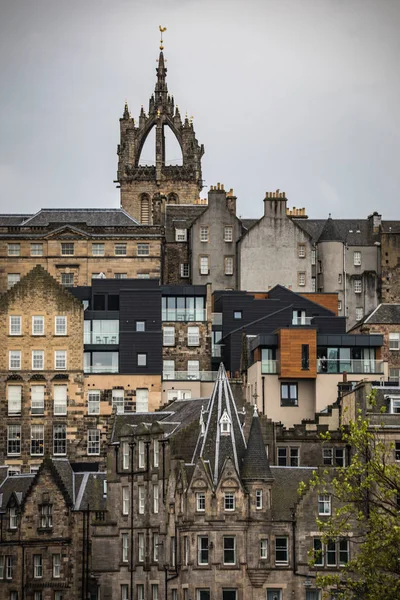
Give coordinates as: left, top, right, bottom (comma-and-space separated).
155, 26, 168, 102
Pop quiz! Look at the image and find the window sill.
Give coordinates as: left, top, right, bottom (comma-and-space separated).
37, 527, 53, 533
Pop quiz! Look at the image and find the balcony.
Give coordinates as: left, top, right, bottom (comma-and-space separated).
292, 317, 313, 326
162, 309, 207, 322
261, 360, 278, 374
162, 371, 218, 382
84, 333, 119, 345
317, 359, 384, 375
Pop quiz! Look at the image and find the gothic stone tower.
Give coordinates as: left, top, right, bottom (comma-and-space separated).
116, 49, 204, 224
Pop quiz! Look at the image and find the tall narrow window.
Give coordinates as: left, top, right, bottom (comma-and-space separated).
138, 486, 145, 514
197, 536, 209, 565
260, 539, 268, 559
55, 316, 67, 335
163, 326, 175, 346
53, 425, 66, 455
136, 388, 149, 412
224, 256, 234, 275
298, 244, 306, 258
32, 350, 44, 370
153, 532, 159, 562
88, 390, 100, 415
199, 256, 209, 275
256, 489, 263, 510
188, 326, 200, 346
223, 537, 236, 564
141, 195, 150, 224
122, 533, 129, 562
9, 506, 18, 529
138, 533, 145, 562
122, 487, 129, 515
200, 226, 209, 242
31, 425, 44, 456
112, 389, 125, 414
8, 273, 20, 289
54, 350, 67, 370
7, 425, 21, 456
33, 555, 43, 578
87, 429, 100, 455
154, 439, 159, 467
298, 272, 306, 286
7, 385, 21, 416
301, 344, 309, 370
318, 494, 331, 515
9, 316, 21, 335
224, 226, 233, 242
353, 251, 361, 266
153, 483, 159, 514
53, 554, 61, 578
54, 385, 67, 415
275, 537, 288, 565
9, 350, 21, 370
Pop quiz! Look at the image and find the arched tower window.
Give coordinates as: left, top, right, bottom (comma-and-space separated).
140, 194, 150, 224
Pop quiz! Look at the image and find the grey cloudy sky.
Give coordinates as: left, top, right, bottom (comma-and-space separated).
0, 0, 399, 219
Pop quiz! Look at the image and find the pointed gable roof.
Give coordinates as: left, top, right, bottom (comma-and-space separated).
318, 217, 343, 242
194, 363, 246, 486
241, 408, 273, 481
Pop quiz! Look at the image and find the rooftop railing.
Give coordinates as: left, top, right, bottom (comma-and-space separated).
317, 359, 384, 374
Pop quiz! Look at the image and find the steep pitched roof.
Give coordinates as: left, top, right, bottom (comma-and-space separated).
0, 475, 35, 511
270, 466, 315, 519
164, 204, 207, 242
241, 408, 273, 480
194, 363, 247, 486
318, 217, 343, 242
22, 208, 139, 227
363, 303, 400, 325
295, 218, 377, 246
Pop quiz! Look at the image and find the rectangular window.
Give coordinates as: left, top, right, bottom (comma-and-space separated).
163, 326, 175, 346
34, 591, 42, 600
6, 555, 14, 579
137, 585, 145, 600
171, 536, 176, 567
224, 226, 233, 242
356, 307, 363, 321
298, 272, 306, 286
339, 538, 349, 565
298, 244, 306, 258
153, 532, 159, 562
138, 440, 145, 468
31, 243, 43, 256
122, 487, 129, 515
55, 316, 67, 335
267, 591, 282, 600
338, 300, 342, 311
122, 533, 129, 562
8, 243, 20, 256
54, 350, 67, 370
184, 535, 189, 565
318, 494, 331, 515
354, 279, 362, 293
9, 316, 21, 335
115, 273, 127, 279
389, 333, 400, 350
198, 536, 209, 565
136, 321, 146, 331
88, 390, 100, 415
7, 385, 21, 416
138, 533, 145, 562
302, 344, 309, 370
395, 441, 400, 462
153, 483, 159, 514
122, 441, 130, 470
256, 489, 263, 509
7, 425, 21, 456
112, 389, 124, 414
32, 350, 44, 370
280, 383, 298, 407
136, 388, 149, 412
188, 326, 200, 346
9, 507, 18, 529
354, 251, 361, 266
390, 397, 400, 414
31, 425, 44, 456
338, 273, 342, 284
54, 385, 67, 415
196, 591, 210, 600
8, 273, 20, 289
390, 368, 400, 382
335, 448, 346, 467
138, 485, 145, 514
87, 429, 100, 455
163, 360, 175, 380
260, 538, 268, 559
277, 447, 287, 466
137, 243, 149, 255
196, 492, 205, 512
121, 585, 129, 600
180, 263, 190, 278
53, 425, 66, 455
137, 353, 147, 367
200, 226, 209, 242
188, 360, 200, 379
313, 538, 323, 566
33, 554, 43, 578
224, 256, 234, 275
323, 448, 333, 465
233, 310, 242, 320
154, 438, 159, 467
224, 493, 235, 511
92, 243, 105, 256
61, 273, 74, 287
311, 277, 316, 292
275, 537, 288, 565
114, 243, 127, 256
326, 539, 336, 566
223, 536, 236, 564
290, 447, 299, 467
175, 228, 187, 242
199, 256, 209, 275
9, 350, 21, 370
61, 242, 74, 256
39, 504, 52, 528
152, 585, 159, 600
53, 553, 61, 578
311, 249, 316, 265
32, 316, 44, 335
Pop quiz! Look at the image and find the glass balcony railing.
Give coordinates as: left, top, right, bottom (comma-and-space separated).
84, 333, 119, 345
162, 309, 207, 322
317, 359, 384, 374
292, 317, 313, 326
261, 360, 278, 374
162, 371, 218, 381
84, 365, 119, 373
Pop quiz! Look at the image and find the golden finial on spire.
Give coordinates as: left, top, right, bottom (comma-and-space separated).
159, 25, 167, 50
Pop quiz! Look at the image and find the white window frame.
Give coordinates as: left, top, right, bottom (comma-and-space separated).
33, 554, 43, 578
115, 273, 128, 279
53, 424, 66, 456
163, 326, 175, 346
153, 483, 159, 514
53, 554, 61, 578
390, 396, 400, 414
122, 533, 129, 562
197, 535, 209, 565
138, 440, 145, 469
8, 243, 20, 256
356, 307, 363, 321
298, 244, 306, 258
163, 360, 175, 380
275, 536, 289, 566
298, 272, 306, 286
54, 350, 67, 370
199, 256, 209, 275
224, 492, 235, 511
180, 263, 190, 278
175, 228, 187, 242
32, 316, 44, 336
88, 390, 100, 415
31, 425, 44, 456
138, 532, 145, 562
7, 385, 22, 416
318, 494, 331, 515
223, 536, 236, 565
55, 316, 67, 336
188, 360, 200, 379
30, 243, 43, 256
137, 243, 149, 256
7, 273, 20, 289
61, 242, 74, 256
92, 243, 105, 256
121, 585, 129, 600
224, 256, 234, 275
256, 489, 263, 510
389, 332, 400, 351
122, 486, 129, 515
114, 243, 127, 256
87, 429, 100, 455
224, 226, 233, 242
260, 538, 268, 559
136, 388, 149, 412
354, 279, 362, 293
154, 438, 159, 467
153, 532, 159, 562
112, 389, 125, 414
61, 272, 74, 287
9, 316, 21, 335
9, 506, 18, 530
200, 226, 209, 242
353, 251, 361, 266
196, 492, 205, 512
31, 384, 45, 416
188, 326, 200, 346
32, 350, 44, 370
9, 350, 21, 370
138, 485, 145, 514
54, 385, 67, 416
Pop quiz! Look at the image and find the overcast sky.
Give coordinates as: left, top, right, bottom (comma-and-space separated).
0, 0, 399, 219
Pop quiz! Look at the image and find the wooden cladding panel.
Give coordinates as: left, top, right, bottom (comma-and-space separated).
279, 328, 317, 379
299, 293, 338, 315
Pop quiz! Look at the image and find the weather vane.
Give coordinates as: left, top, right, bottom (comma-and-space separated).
159, 26, 167, 50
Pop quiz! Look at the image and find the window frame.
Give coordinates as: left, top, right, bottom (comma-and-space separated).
31, 424, 44, 456
196, 492, 206, 512
197, 535, 209, 565
354, 279, 362, 294
114, 243, 127, 256
53, 553, 61, 578
260, 538, 268, 559
275, 536, 289, 566
32, 316, 44, 336
53, 424, 67, 456
353, 251, 361, 266
137, 243, 149, 256
224, 492, 235, 512
389, 332, 400, 351
9, 350, 21, 370
280, 383, 298, 407
53, 385, 67, 416
7, 425, 21, 456
9, 316, 21, 336
7, 273, 20, 289
33, 554, 43, 579
8, 243, 20, 256
256, 489, 263, 510
188, 326, 200, 346
88, 390, 100, 415
318, 494, 332, 516
55, 316, 67, 336
54, 350, 67, 370
224, 226, 233, 242
224, 256, 234, 276
92, 243, 105, 256
223, 536, 236, 565
175, 228, 187, 242
32, 350, 44, 370
61, 242, 74, 256
87, 429, 100, 455
61, 272, 74, 287
7, 385, 22, 416
163, 326, 175, 346
298, 271, 306, 287
298, 244, 306, 258
199, 255, 209, 275
122, 486, 129, 515
200, 226, 209, 242
137, 353, 147, 367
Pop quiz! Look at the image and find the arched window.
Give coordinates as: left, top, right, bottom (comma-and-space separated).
140, 195, 150, 224
220, 409, 231, 435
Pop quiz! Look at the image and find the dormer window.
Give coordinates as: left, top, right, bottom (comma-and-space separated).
39, 503, 53, 529
9, 506, 18, 529
220, 409, 231, 435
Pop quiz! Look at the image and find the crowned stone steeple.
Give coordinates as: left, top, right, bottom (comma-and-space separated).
241, 407, 273, 481
116, 32, 204, 224
193, 363, 247, 486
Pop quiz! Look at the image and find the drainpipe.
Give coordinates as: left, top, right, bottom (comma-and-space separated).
86, 506, 90, 600
21, 545, 25, 600
262, 376, 265, 415
291, 510, 297, 574
81, 511, 86, 600
343, 243, 347, 320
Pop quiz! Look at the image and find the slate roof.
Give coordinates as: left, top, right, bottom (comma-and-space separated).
241, 409, 273, 480
295, 218, 378, 246
363, 303, 400, 324
382, 221, 400, 234
21, 208, 139, 227
0, 214, 32, 225
270, 467, 315, 519
194, 363, 247, 485
75, 472, 107, 511
164, 204, 207, 242
241, 218, 258, 231
0, 474, 35, 510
